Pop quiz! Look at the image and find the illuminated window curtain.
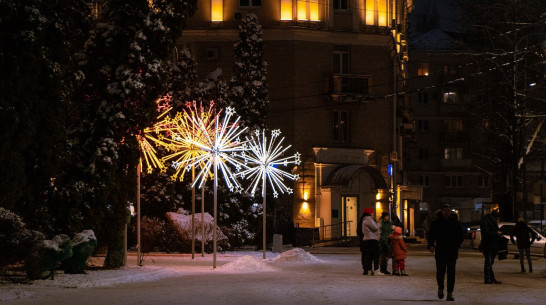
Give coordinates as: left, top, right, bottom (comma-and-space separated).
297, 0, 307, 21
281, 0, 293, 20
378, 0, 387, 26
391, 0, 397, 25
211, 0, 223, 22
365, 0, 374, 25
310, 0, 319, 21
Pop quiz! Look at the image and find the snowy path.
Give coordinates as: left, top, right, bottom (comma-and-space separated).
2, 244, 546, 304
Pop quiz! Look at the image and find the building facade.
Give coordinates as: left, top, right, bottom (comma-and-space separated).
180, 0, 413, 240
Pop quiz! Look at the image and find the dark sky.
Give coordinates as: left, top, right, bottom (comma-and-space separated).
408, 0, 467, 50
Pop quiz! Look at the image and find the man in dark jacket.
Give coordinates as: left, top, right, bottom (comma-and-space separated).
510, 218, 537, 273
427, 203, 463, 302
480, 209, 502, 284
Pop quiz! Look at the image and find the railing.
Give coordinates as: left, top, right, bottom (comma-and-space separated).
320, 220, 354, 241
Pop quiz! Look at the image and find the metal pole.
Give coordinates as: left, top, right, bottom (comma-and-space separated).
191, 166, 195, 260
137, 163, 141, 266
262, 172, 267, 259
201, 185, 205, 257
213, 157, 218, 269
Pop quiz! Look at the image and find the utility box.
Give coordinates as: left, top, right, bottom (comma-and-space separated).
272, 234, 283, 253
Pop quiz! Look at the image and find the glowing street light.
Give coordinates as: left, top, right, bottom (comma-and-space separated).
237, 129, 300, 259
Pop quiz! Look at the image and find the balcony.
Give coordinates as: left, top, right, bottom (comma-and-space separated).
330, 75, 370, 102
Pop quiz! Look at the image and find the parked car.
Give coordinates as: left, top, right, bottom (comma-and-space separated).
528, 220, 546, 235
472, 222, 546, 258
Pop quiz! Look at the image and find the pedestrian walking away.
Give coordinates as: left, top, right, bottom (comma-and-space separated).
480, 209, 503, 284
361, 207, 380, 275
510, 217, 537, 273
427, 203, 464, 302
379, 211, 394, 275
390, 226, 408, 276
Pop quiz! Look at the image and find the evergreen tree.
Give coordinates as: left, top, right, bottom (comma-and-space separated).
0, 0, 91, 232
229, 13, 269, 131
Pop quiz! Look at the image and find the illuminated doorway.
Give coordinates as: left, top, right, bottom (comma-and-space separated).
342, 196, 358, 236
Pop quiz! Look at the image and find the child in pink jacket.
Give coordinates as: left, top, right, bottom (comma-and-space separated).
390, 226, 408, 276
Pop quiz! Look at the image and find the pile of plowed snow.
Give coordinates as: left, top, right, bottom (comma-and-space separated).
271, 248, 324, 263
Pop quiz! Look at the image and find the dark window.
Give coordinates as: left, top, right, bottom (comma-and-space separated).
478, 176, 489, 188
333, 110, 349, 143
418, 148, 429, 160
417, 120, 429, 132
334, 0, 348, 10
419, 176, 430, 187
333, 45, 349, 75
240, 0, 261, 7
332, 209, 339, 218
446, 175, 463, 188
418, 92, 429, 105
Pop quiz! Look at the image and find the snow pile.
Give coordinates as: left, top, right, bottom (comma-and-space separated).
217, 255, 276, 272
165, 211, 227, 242
270, 248, 324, 263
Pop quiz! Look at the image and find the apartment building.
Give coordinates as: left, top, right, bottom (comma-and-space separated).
180, 0, 413, 240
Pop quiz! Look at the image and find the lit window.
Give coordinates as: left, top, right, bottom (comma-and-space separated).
281, 0, 293, 20
333, 110, 349, 143
240, 0, 261, 7
444, 148, 463, 160
365, 0, 388, 26
297, 1, 307, 20
443, 92, 458, 104
297, 0, 320, 21
211, 0, 223, 22
417, 64, 429, 76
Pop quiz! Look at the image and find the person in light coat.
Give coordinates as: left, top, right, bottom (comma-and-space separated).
361, 207, 380, 275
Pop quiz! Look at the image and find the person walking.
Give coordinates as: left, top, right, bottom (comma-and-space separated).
480, 209, 503, 284
390, 226, 408, 276
378, 212, 393, 275
510, 218, 536, 273
427, 203, 464, 301
361, 207, 380, 275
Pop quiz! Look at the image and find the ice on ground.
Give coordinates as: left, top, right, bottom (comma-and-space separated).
270, 248, 324, 263
217, 255, 277, 272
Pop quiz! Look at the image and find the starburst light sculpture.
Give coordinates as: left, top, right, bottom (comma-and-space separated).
236, 129, 300, 259
182, 106, 248, 268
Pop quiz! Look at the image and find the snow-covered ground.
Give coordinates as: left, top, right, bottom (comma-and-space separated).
2, 243, 546, 304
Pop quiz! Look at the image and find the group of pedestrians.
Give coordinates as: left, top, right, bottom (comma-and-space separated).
359, 208, 407, 276
359, 203, 538, 302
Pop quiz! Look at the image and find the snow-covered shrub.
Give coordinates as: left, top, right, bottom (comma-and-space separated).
0, 207, 44, 269
61, 230, 97, 274
25, 234, 72, 280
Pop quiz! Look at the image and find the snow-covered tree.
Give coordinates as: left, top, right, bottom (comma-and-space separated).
228, 13, 269, 131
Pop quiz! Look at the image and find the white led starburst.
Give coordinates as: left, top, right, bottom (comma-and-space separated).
183, 107, 247, 191
237, 129, 300, 198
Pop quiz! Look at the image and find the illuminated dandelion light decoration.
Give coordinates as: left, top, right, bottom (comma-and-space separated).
183, 106, 248, 268
236, 129, 300, 259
